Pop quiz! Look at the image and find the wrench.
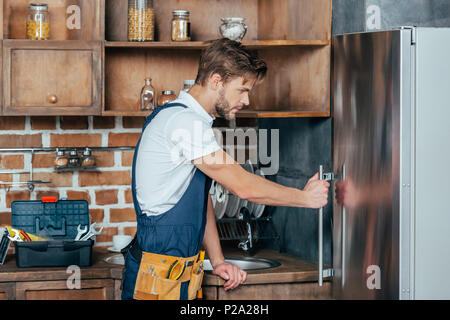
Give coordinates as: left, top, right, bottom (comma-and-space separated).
74, 224, 88, 241
79, 223, 104, 241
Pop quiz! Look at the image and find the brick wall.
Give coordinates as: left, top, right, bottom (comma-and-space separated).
0, 116, 145, 250
0, 116, 257, 251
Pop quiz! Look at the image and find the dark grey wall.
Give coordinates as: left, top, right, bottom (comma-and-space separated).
333, 0, 450, 35
258, 118, 333, 265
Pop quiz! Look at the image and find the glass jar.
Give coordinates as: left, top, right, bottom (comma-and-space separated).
128, 0, 154, 41
158, 90, 177, 106
140, 78, 156, 111
171, 10, 190, 41
219, 17, 247, 41
81, 148, 96, 167
68, 150, 80, 167
182, 80, 195, 92
54, 149, 68, 167
26, 3, 50, 40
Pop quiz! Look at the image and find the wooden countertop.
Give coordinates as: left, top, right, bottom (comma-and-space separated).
0, 248, 331, 286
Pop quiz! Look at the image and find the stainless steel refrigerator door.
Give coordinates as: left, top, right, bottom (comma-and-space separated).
332, 29, 410, 299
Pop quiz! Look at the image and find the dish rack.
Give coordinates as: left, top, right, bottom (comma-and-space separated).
216, 207, 279, 256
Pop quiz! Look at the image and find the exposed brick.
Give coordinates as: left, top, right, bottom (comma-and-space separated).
121, 151, 134, 167
93, 116, 115, 129
32, 152, 55, 168
0, 173, 13, 182
95, 226, 118, 243
108, 133, 140, 147
0, 212, 12, 226
30, 117, 56, 130
124, 188, 133, 204
95, 189, 118, 205
78, 170, 131, 187
50, 134, 102, 148
21, 172, 73, 188
0, 155, 24, 169
35, 191, 60, 201
60, 116, 89, 130
67, 190, 91, 203
110, 208, 136, 223
123, 226, 137, 237
0, 117, 26, 130
0, 134, 42, 148
6, 191, 31, 208
92, 152, 114, 167
123, 117, 146, 129
89, 208, 104, 223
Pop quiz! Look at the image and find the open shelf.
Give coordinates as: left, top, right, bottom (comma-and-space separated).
104, 40, 330, 49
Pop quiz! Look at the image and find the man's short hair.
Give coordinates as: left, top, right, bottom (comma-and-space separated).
195, 38, 267, 86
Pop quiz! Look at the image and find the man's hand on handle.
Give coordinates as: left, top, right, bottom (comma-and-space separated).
303, 172, 330, 209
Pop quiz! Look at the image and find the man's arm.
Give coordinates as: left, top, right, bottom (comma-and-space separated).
194, 149, 329, 209
202, 194, 246, 291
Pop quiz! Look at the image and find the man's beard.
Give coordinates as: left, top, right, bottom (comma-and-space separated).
214, 89, 235, 120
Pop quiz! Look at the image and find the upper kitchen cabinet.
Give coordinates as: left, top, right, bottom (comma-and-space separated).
2, 40, 102, 116
103, 0, 332, 117
2, 0, 105, 41
0, 0, 105, 115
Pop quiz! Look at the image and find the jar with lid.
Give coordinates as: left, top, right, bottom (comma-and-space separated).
157, 91, 177, 106
26, 3, 50, 40
68, 150, 80, 167
182, 80, 195, 92
140, 78, 156, 111
54, 149, 68, 167
81, 148, 96, 167
171, 10, 191, 41
128, 0, 154, 41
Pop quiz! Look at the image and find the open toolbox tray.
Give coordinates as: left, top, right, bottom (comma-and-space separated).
11, 197, 94, 268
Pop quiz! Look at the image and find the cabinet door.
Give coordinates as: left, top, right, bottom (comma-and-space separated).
3, 40, 102, 116
15, 279, 114, 300
0, 283, 15, 300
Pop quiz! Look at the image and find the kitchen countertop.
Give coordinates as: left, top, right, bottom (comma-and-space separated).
0, 248, 331, 286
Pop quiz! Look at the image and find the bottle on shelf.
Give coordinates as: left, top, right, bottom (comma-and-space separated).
81, 148, 96, 167
26, 3, 50, 40
182, 80, 195, 93
157, 90, 177, 106
68, 150, 80, 167
54, 149, 68, 167
128, 0, 154, 41
140, 78, 156, 111
171, 10, 191, 41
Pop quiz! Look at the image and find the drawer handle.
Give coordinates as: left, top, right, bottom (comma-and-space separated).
48, 94, 58, 104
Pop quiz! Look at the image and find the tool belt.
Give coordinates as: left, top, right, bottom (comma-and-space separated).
125, 236, 204, 300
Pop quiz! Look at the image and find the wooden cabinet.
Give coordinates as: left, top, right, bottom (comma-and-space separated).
0, 283, 15, 300
103, 0, 332, 118
14, 279, 114, 300
3, 40, 102, 116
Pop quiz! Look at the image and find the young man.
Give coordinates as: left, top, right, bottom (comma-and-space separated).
121, 39, 330, 300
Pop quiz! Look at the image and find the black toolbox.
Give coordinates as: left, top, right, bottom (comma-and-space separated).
11, 197, 94, 268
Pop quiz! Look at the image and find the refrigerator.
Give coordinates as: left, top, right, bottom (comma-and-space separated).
325, 27, 450, 299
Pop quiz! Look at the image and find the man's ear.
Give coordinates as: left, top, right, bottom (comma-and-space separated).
208, 73, 223, 91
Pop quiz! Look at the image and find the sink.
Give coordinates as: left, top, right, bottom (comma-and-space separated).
104, 255, 281, 271
203, 257, 281, 271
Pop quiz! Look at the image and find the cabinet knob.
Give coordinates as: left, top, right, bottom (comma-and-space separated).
48, 94, 58, 104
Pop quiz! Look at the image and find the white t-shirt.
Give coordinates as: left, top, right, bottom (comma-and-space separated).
135, 91, 221, 216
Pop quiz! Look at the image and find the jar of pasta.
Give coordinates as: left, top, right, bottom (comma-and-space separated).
171, 10, 191, 41
128, 0, 154, 41
26, 3, 50, 40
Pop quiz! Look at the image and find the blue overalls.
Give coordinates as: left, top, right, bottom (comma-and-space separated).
121, 103, 212, 300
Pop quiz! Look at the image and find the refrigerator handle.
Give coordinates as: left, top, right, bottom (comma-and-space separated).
319, 166, 324, 286
341, 164, 346, 288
